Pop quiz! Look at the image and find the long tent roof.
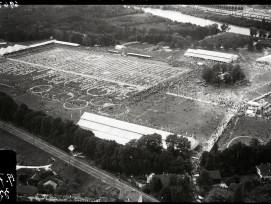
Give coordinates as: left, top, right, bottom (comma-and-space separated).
77, 112, 198, 149
184, 49, 239, 63
256, 55, 271, 64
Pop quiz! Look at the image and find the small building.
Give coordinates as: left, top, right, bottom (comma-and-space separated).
208, 170, 222, 184
256, 164, 271, 181
43, 180, 58, 190
118, 190, 143, 202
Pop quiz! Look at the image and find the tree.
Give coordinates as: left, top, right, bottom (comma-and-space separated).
137, 133, 163, 154
248, 41, 255, 52
232, 184, 243, 202
197, 169, 213, 194
160, 186, 171, 202
250, 138, 261, 147
202, 67, 213, 84
205, 187, 232, 202
221, 23, 231, 32
250, 27, 258, 37
255, 43, 263, 51
259, 29, 266, 38
149, 176, 163, 193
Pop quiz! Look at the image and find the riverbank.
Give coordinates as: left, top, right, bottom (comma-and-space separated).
159, 6, 271, 32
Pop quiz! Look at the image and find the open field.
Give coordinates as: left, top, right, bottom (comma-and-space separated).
218, 115, 271, 150
122, 92, 225, 144
0, 128, 113, 197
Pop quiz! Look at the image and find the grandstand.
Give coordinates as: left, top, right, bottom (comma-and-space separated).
184, 49, 239, 63
77, 112, 199, 150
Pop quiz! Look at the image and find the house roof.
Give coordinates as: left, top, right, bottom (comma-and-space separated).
44, 180, 58, 189
208, 170, 222, 180
257, 164, 271, 177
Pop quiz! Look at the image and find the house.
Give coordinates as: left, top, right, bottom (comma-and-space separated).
43, 180, 58, 190
256, 164, 271, 181
208, 170, 222, 184
118, 190, 144, 202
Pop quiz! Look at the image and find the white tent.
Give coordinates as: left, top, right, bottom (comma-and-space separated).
77, 112, 199, 149
184, 49, 239, 63
256, 55, 271, 65
115, 45, 126, 50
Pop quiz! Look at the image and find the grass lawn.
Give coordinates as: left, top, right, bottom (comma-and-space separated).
125, 92, 225, 144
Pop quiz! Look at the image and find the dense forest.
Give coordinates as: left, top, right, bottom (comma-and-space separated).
0, 92, 193, 178
0, 5, 220, 48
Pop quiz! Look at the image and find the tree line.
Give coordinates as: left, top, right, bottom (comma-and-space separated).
0, 92, 193, 177
0, 5, 220, 49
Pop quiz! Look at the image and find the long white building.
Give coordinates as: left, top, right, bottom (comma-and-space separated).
184, 49, 239, 63
77, 112, 199, 150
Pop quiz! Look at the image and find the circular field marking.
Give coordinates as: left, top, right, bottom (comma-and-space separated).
63, 100, 88, 110
87, 87, 115, 97
29, 85, 53, 94
226, 136, 265, 148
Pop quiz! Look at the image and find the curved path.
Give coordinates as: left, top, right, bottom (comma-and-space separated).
0, 121, 159, 202
226, 136, 265, 148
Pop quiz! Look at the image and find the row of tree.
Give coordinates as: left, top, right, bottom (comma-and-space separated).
0, 92, 192, 178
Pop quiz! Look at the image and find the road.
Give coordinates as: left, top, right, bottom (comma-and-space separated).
0, 120, 159, 202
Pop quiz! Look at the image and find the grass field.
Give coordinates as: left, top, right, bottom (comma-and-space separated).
124, 92, 225, 144
218, 115, 271, 150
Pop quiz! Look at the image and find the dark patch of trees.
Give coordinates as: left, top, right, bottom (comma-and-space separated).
202, 63, 245, 86
200, 141, 271, 178
0, 92, 193, 178
147, 174, 196, 202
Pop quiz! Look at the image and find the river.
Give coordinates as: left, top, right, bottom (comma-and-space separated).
134, 7, 251, 36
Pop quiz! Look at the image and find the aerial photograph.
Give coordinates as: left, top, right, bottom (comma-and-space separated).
0, 3, 271, 202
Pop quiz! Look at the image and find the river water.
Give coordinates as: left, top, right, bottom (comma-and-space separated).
136, 7, 251, 36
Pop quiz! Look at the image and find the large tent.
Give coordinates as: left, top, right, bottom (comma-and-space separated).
256, 55, 271, 65
184, 49, 239, 63
0, 44, 28, 55
77, 112, 199, 149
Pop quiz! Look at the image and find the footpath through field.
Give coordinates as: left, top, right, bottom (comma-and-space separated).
0, 120, 159, 202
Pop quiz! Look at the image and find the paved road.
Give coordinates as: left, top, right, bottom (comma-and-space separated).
0, 121, 159, 202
